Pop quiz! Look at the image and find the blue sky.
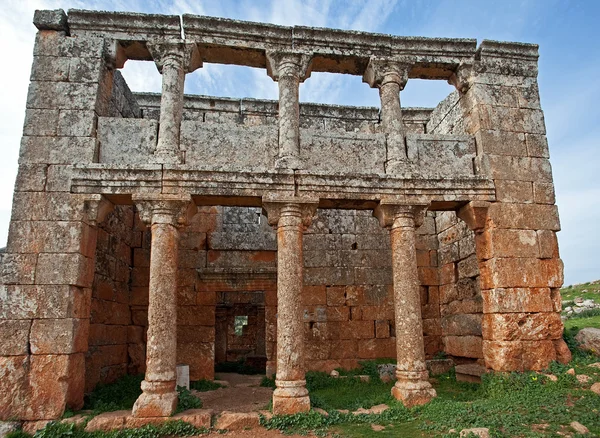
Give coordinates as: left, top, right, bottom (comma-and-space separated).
0, 0, 598, 285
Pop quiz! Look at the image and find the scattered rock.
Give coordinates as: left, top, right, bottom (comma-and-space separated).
564, 306, 573, 312
566, 368, 576, 375
358, 375, 370, 382
590, 382, 600, 395
377, 363, 396, 383
574, 297, 584, 304
215, 412, 260, 431
352, 408, 370, 415
427, 358, 455, 376
330, 370, 340, 378
570, 421, 590, 434
542, 373, 558, 382
259, 410, 273, 421
576, 375, 591, 384
85, 411, 128, 432
369, 404, 389, 414
0, 421, 20, 438
460, 427, 490, 437
588, 362, 600, 369
337, 409, 350, 414
371, 424, 385, 431
575, 328, 600, 356
61, 415, 87, 428
574, 307, 584, 314
313, 408, 328, 417
22, 420, 52, 435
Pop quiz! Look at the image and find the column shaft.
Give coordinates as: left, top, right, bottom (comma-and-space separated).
375, 204, 436, 408
277, 72, 301, 166
273, 204, 310, 414
155, 57, 185, 163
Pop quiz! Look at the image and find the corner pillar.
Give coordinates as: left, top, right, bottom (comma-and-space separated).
148, 42, 201, 164
266, 51, 312, 170
363, 58, 410, 173
374, 202, 436, 407
262, 197, 318, 415
131, 194, 196, 417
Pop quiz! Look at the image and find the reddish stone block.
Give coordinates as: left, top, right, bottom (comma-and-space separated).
0, 355, 30, 420
475, 229, 539, 260
494, 180, 534, 203
423, 318, 443, 336
487, 203, 560, 231
522, 340, 556, 370
302, 285, 326, 305
327, 306, 350, 321
481, 288, 553, 313
443, 335, 483, 359
326, 286, 346, 306
418, 266, 439, 285
177, 306, 215, 326
357, 338, 396, 359
457, 255, 479, 279
36, 253, 94, 287
177, 342, 214, 381
479, 258, 563, 289
30, 318, 89, 354
196, 290, 216, 306
483, 340, 523, 371
360, 305, 393, 321
0, 320, 32, 356
89, 324, 128, 346
553, 339, 572, 364
537, 230, 559, 259
423, 336, 442, 357
441, 298, 483, 316
345, 285, 365, 306
127, 326, 146, 344
482, 312, 563, 341
329, 340, 357, 359
29, 353, 85, 419
1, 253, 37, 285
439, 263, 456, 285
375, 320, 391, 338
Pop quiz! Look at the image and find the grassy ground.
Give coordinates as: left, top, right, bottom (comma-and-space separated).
561, 281, 600, 302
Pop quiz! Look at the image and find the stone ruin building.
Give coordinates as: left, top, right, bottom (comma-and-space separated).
0, 8, 570, 424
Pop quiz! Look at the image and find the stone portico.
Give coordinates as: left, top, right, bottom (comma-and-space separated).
0, 8, 569, 422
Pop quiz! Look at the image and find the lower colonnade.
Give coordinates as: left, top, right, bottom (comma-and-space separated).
128, 193, 437, 417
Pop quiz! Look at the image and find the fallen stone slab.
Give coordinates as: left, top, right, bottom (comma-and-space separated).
455, 364, 487, 383
85, 409, 212, 432
590, 382, 600, 395
427, 358, 455, 376
215, 411, 260, 430
570, 421, 590, 434
460, 427, 490, 437
0, 421, 20, 438
22, 420, 52, 434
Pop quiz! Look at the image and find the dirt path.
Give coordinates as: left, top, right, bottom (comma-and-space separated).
194, 373, 273, 413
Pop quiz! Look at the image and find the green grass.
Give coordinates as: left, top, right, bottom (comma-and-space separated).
83, 374, 144, 414
190, 379, 223, 392
564, 313, 600, 331
561, 281, 600, 301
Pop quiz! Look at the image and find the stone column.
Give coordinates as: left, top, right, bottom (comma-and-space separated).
363, 58, 410, 173
266, 51, 312, 170
148, 42, 201, 164
132, 194, 196, 417
263, 198, 318, 415
374, 202, 436, 407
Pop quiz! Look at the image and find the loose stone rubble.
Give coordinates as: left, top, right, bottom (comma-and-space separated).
0, 7, 569, 424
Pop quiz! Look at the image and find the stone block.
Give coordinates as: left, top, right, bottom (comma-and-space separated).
357, 338, 396, 359
97, 118, 157, 164
457, 254, 479, 278
482, 312, 562, 341
537, 230, 559, 259
0, 355, 30, 420
46, 165, 73, 192
305, 267, 354, 286
30, 56, 70, 82
36, 253, 94, 287
441, 314, 482, 336
215, 412, 260, 431
493, 180, 533, 203
0, 285, 91, 320
326, 286, 346, 306
481, 287, 553, 313
11, 192, 90, 222
69, 57, 104, 83
30, 318, 90, 354
479, 257, 563, 289
8, 221, 96, 258
443, 335, 483, 358
0, 253, 37, 285
23, 109, 59, 136
533, 182, 556, 204
418, 266, 439, 285
375, 320, 391, 338
478, 155, 552, 182
475, 229, 539, 260
27, 81, 99, 110
33, 9, 68, 31
525, 134, 549, 158
14, 164, 48, 192
29, 353, 86, 418
441, 297, 483, 316
58, 110, 96, 137
0, 320, 32, 356
487, 203, 560, 231
474, 129, 527, 156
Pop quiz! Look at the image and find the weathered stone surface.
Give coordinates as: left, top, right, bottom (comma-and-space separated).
575, 328, 600, 356
215, 411, 260, 430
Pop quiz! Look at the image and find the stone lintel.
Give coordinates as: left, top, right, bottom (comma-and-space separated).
477, 40, 539, 61
374, 202, 428, 229
132, 193, 196, 227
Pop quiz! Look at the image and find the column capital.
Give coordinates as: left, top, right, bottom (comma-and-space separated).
262, 197, 318, 229
363, 57, 411, 90
133, 193, 196, 227
266, 51, 313, 82
84, 195, 114, 225
448, 61, 474, 93
147, 40, 202, 74
374, 202, 428, 229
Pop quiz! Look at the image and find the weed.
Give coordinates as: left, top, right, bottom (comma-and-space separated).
260, 376, 276, 388
175, 386, 202, 413
189, 379, 222, 392
83, 374, 144, 414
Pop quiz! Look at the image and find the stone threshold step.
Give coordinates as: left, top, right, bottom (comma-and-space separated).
455, 364, 487, 383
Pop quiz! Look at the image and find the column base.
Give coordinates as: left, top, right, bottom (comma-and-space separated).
392, 371, 436, 408
132, 380, 177, 417
272, 380, 310, 415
